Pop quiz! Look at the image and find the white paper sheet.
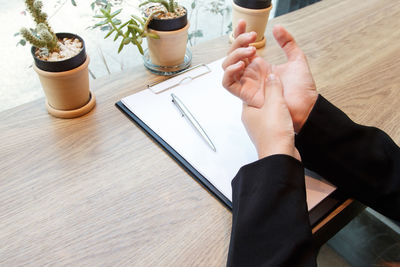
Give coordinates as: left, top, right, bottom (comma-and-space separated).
122, 58, 335, 210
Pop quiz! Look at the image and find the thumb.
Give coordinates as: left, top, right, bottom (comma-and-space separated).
272, 25, 304, 61
264, 73, 284, 104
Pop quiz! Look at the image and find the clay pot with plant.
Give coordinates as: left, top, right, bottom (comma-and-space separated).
230, 0, 272, 49
94, 0, 189, 74
20, 0, 95, 119
141, 0, 189, 67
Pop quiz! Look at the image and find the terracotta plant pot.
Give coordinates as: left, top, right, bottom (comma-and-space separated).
32, 33, 95, 119
230, 0, 272, 49
146, 8, 189, 67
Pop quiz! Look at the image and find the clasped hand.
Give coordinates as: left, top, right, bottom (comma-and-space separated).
222, 20, 318, 160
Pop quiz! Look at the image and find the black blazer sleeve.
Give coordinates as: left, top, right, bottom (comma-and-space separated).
227, 155, 317, 267
295, 95, 400, 221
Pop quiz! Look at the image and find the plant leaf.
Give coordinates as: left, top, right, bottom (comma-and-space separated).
137, 42, 144, 55
128, 24, 142, 33
118, 39, 125, 53
123, 38, 130, 45
131, 15, 144, 25
100, 8, 109, 16
112, 19, 121, 25
17, 39, 26, 46
145, 33, 159, 39
94, 20, 109, 28
100, 25, 111, 31
132, 37, 144, 55
71, 0, 77, 6
104, 28, 115, 38
117, 21, 130, 31
110, 9, 122, 18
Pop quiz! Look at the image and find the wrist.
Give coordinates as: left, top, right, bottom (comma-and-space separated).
257, 141, 295, 159
294, 92, 318, 133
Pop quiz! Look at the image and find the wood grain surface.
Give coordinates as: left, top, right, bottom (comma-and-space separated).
1, 0, 400, 265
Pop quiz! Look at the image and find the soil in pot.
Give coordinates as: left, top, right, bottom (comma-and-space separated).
32, 33, 87, 72
35, 37, 82, 62
145, 5, 187, 31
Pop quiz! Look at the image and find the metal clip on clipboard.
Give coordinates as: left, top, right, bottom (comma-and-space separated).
146, 64, 211, 94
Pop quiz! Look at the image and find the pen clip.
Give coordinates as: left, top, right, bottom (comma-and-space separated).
171, 96, 185, 117
147, 64, 211, 94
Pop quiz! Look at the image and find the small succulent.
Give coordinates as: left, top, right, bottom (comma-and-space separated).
20, 0, 59, 52
94, 5, 164, 54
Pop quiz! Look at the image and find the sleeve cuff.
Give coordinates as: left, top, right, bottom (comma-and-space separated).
232, 154, 304, 192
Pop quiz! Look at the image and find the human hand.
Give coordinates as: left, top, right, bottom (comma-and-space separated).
222, 20, 269, 108
271, 25, 318, 133
222, 21, 318, 133
242, 73, 300, 160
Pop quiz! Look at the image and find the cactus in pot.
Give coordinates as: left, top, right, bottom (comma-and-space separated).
20, 0, 95, 119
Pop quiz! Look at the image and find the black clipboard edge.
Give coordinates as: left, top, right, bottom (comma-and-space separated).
116, 101, 232, 210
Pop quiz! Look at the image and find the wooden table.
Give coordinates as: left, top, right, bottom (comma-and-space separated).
1, 0, 399, 265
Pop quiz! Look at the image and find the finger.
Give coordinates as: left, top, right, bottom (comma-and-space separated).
222, 46, 256, 70
229, 32, 257, 53
234, 19, 246, 38
264, 73, 284, 103
272, 25, 305, 61
222, 61, 245, 90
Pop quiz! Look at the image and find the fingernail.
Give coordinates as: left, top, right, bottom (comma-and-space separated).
247, 46, 256, 52
236, 61, 244, 67
268, 74, 276, 81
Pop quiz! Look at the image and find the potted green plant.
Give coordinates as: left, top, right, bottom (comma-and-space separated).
94, 0, 190, 75
230, 0, 272, 49
20, 0, 95, 119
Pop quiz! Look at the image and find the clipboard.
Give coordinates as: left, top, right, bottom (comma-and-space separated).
115, 58, 343, 226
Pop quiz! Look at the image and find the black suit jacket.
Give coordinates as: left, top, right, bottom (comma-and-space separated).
227, 95, 400, 266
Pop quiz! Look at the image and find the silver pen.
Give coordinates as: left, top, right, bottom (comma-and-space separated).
171, 93, 216, 152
